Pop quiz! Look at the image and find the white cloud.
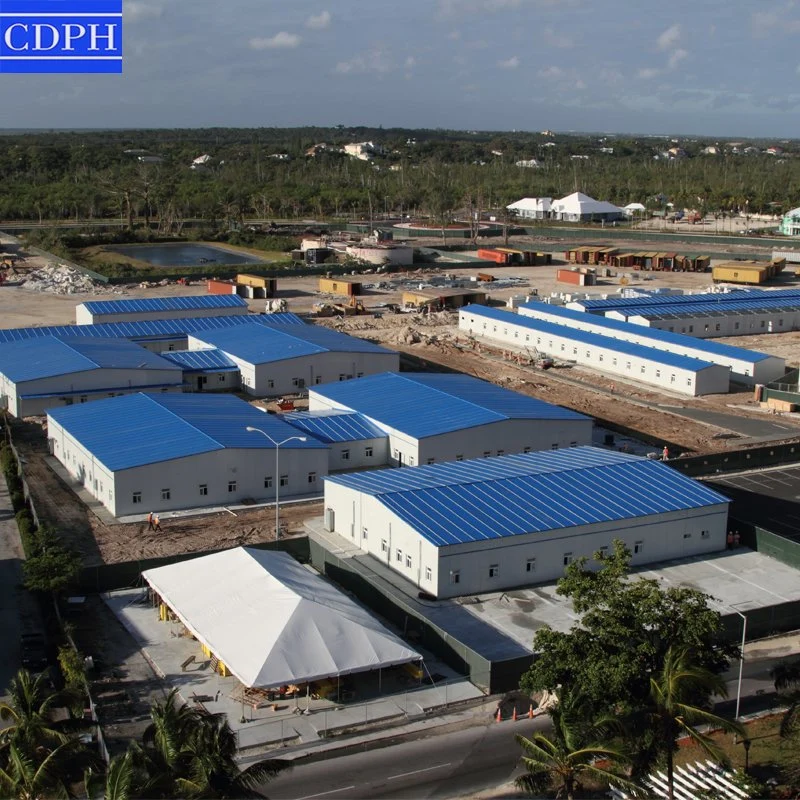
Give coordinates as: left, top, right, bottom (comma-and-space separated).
498, 55, 520, 69
668, 48, 687, 69
126, 1, 163, 22
537, 65, 562, 78
448, 30, 461, 40
657, 23, 680, 51
306, 11, 331, 30
574, 78, 586, 90
335, 48, 391, 75
638, 67, 661, 80
405, 56, 416, 68
249, 32, 301, 50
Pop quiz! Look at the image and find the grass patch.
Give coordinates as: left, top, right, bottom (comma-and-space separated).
675, 714, 798, 795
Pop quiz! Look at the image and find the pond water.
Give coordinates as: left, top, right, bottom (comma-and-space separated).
107, 243, 264, 267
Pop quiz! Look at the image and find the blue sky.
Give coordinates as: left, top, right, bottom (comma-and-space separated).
2, 0, 798, 137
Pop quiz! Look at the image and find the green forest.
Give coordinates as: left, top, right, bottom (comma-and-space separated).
0, 125, 798, 227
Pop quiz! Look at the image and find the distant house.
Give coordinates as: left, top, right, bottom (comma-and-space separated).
343, 142, 384, 161
779, 207, 800, 236
269, 153, 290, 161
506, 197, 552, 220
192, 154, 211, 165
667, 147, 687, 159
305, 143, 329, 157
766, 146, 784, 156
137, 155, 164, 164
514, 159, 540, 168
623, 202, 646, 217
701, 146, 719, 155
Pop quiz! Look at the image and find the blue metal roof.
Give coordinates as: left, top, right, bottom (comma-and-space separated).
325, 446, 729, 547
282, 410, 387, 443
520, 302, 773, 364
79, 294, 247, 315
47, 393, 326, 471
190, 323, 395, 364
159, 349, 239, 372
310, 372, 589, 439
575, 287, 800, 313
0, 336, 181, 383
0, 313, 305, 345
461, 305, 718, 372
614, 296, 800, 319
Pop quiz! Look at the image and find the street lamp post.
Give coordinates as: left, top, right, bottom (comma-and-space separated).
245, 427, 307, 540
731, 606, 748, 720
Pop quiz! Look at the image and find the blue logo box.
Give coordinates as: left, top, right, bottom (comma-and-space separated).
0, 0, 122, 73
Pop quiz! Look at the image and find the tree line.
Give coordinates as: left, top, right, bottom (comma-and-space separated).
1, 127, 800, 227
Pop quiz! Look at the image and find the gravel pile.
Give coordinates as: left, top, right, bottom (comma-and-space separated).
22, 264, 104, 294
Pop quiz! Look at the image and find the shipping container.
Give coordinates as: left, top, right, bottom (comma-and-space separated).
207, 279, 236, 295
319, 276, 362, 296
557, 268, 596, 287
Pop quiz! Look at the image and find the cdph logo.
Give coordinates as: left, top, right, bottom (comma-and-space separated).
0, 0, 122, 73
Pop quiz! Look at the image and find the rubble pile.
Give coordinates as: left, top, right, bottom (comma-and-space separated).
395, 326, 422, 345
22, 263, 104, 294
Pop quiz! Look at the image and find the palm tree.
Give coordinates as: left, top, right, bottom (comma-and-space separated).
0, 669, 71, 752
772, 657, 800, 783
135, 689, 290, 799
515, 698, 636, 800
84, 750, 139, 800
646, 646, 745, 800
0, 740, 77, 800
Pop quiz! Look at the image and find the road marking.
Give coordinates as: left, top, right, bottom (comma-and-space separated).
388, 763, 452, 780
295, 786, 355, 799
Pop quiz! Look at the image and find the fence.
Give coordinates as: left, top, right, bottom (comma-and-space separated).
668, 441, 800, 478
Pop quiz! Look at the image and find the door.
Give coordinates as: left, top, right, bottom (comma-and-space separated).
324, 508, 335, 531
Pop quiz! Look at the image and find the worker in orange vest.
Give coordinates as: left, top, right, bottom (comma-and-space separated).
147, 511, 154, 531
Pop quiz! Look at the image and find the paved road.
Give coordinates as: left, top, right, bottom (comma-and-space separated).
661, 406, 800, 440
261, 655, 789, 800
0, 471, 24, 696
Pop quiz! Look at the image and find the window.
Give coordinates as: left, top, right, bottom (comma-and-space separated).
341, 448, 350, 461
497, 450, 504, 456
551, 443, 559, 450
339, 374, 346, 381
132, 491, 142, 504
599, 354, 604, 362
687, 378, 692, 386
381, 539, 388, 553
701, 530, 710, 539
526, 558, 536, 573
570, 441, 577, 447
396, 548, 403, 563
483, 451, 491, 458
704, 324, 709, 332
409, 457, 415, 465
599, 545, 609, 558
634, 541, 643, 554
456, 454, 463, 461
683, 533, 692, 539
612, 357, 617, 366
489, 564, 499, 578
405, 553, 412, 568
362, 527, 368, 539
267, 379, 275, 389
228, 481, 237, 493
161, 488, 171, 501
626, 361, 631, 370
760, 320, 766, 329
655, 369, 661, 378
357, 372, 364, 378
563, 553, 573, 566
573, 347, 578, 355
640, 365, 646, 374
364, 446, 373, 457
199, 484, 208, 496
734, 322, 740, 330
427, 458, 435, 465
779, 319, 784, 326
264, 476, 273, 488
308, 472, 316, 483
586, 350, 591, 358
218, 374, 226, 383
670, 374, 675, 383
280, 475, 288, 487
688, 325, 694, 333
80, 396, 87, 403
425, 566, 432, 581
168, 344, 175, 351
523, 447, 531, 453
449, 570, 461, 585
715, 323, 721, 332
293, 377, 306, 388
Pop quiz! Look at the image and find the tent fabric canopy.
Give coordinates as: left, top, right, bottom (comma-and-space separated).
551, 191, 623, 216
143, 547, 421, 688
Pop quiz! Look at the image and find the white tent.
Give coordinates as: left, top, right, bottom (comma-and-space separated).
550, 192, 624, 220
143, 547, 421, 688
623, 202, 646, 216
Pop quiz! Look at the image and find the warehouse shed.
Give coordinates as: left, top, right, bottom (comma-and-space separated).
309, 372, 592, 467
0, 336, 183, 417
47, 393, 328, 517
143, 548, 421, 688
281, 410, 389, 470
459, 305, 730, 396
187, 323, 399, 397
519, 302, 785, 387
323, 447, 730, 599
0, 313, 305, 352
76, 294, 248, 325
402, 287, 487, 310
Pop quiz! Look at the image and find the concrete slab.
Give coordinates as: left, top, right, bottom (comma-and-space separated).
661, 407, 800, 440
102, 588, 484, 752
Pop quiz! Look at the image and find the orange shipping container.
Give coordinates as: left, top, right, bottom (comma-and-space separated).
207, 279, 236, 295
